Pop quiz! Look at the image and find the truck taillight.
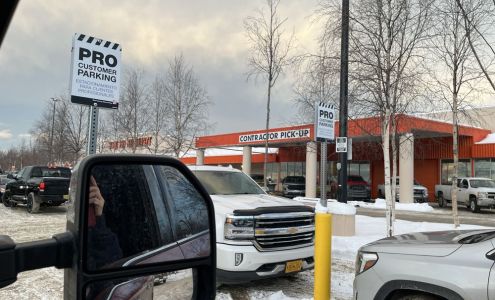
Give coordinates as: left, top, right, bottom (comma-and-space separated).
39, 182, 45, 192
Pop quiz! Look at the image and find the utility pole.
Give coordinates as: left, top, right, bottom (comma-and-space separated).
338, 0, 350, 203
49, 97, 59, 164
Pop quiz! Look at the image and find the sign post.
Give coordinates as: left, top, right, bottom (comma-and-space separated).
69, 33, 122, 155
313, 102, 335, 300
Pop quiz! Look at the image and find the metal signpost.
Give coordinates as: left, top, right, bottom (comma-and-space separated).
69, 33, 122, 155
313, 102, 335, 300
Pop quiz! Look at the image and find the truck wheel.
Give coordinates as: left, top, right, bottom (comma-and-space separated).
2, 192, 12, 207
469, 197, 480, 213
27, 193, 40, 214
438, 194, 445, 208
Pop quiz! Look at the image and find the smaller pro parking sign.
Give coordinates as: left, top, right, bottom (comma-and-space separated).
70, 33, 122, 108
315, 102, 335, 141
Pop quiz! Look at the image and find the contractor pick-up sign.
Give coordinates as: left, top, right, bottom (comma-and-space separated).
70, 33, 121, 108
239, 128, 311, 143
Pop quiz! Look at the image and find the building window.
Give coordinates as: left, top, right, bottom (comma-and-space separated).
474, 159, 495, 180
347, 161, 371, 183
441, 159, 471, 184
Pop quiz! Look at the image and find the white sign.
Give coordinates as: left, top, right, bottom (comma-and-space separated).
315, 102, 335, 141
239, 128, 311, 143
336, 137, 347, 152
347, 138, 352, 160
70, 33, 122, 108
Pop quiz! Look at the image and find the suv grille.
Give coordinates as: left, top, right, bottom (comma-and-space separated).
253, 212, 314, 251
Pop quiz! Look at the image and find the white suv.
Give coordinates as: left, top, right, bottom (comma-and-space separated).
188, 165, 315, 284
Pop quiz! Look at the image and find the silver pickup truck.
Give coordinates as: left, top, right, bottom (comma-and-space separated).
435, 177, 495, 213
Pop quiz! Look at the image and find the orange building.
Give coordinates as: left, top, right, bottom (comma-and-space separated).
181, 114, 495, 202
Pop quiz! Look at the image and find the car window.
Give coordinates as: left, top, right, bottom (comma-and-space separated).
159, 166, 209, 241
192, 170, 265, 195
470, 179, 495, 188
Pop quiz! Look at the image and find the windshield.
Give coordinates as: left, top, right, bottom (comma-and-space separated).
284, 176, 305, 184
348, 176, 364, 182
192, 170, 265, 195
470, 179, 495, 188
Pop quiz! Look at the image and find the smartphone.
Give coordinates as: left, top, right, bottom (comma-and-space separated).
88, 204, 96, 227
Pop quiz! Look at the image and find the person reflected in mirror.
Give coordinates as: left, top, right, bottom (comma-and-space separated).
87, 176, 123, 270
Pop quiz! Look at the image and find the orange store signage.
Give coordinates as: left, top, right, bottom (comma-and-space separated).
109, 137, 152, 150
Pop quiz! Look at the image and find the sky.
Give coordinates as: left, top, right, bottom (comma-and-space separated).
0, 0, 322, 151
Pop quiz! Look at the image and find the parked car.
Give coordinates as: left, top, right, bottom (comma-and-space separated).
189, 165, 314, 284
353, 229, 495, 300
347, 175, 371, 201
377, 178, 428, 203
2, 165, 71, 213
435, 177, 495, 213
281, 175, 306, 198
0, 175, 11, 198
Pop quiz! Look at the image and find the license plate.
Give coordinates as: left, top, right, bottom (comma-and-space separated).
285, 260, 303, 273
63, 194, 69, 200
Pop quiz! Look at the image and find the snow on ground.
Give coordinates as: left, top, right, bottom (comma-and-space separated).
295, 197, 434, 213
350, 198, 434, 213
0, 203, 492, 300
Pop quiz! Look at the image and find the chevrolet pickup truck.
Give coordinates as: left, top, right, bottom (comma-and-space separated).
435, 177, 495, 213
188, 165, 315, 284
2, 165, 71, 213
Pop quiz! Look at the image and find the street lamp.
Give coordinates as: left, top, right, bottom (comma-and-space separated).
49, 97, 60, 163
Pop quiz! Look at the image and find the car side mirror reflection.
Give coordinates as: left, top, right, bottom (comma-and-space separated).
0, 155, 216, 300
84, 163, 211, 272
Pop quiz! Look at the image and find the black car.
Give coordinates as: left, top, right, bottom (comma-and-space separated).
282, 176, 306, 198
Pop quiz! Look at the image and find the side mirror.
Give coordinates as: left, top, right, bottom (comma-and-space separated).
6, 174, 13, 179
0, 154, 217, 300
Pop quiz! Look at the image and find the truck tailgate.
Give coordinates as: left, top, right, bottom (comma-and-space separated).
42, 177, 70, 195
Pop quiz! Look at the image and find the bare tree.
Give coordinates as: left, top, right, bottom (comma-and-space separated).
293, 43, 340, 124
161, 54, 211, 158
429, 0, 487, 227
454, 0, 495, 92
56, 97, 89, 162
116, 69, 149, 153
341, 0, 433, 236
147, 76, 168, 154
245, 0, 295, 187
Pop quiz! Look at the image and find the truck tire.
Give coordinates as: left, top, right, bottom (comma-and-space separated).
2, 192, 12, 207
438, 193, 446, 208
469, 197, 480, 213
27, 193, 40, 214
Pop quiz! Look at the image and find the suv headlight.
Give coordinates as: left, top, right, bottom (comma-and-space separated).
224, 215, 254, 240
423, 190, 428, 197
355, 251, 378, 276
478, 192, 488, 199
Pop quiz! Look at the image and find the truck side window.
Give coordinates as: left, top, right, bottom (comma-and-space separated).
457, 179, 462, 188
159, 166, 209, 240
31, 167, 42, 178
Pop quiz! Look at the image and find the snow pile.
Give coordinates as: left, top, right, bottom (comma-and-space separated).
351, 198, 434, 212
294, 197, 356, 215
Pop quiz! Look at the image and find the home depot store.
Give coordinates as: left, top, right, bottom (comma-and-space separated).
181, 115, 495, 202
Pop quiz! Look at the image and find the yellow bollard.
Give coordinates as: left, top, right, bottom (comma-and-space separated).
314, 211, 332, 300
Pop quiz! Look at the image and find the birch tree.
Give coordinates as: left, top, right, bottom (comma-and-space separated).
245, 0, 295, 186
346, 0, 433, 236
430, 0, 487, 226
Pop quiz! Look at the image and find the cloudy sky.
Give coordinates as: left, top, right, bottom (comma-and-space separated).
0, 0, 322, 150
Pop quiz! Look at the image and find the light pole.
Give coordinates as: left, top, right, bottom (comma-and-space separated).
49, 97, 59, 163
